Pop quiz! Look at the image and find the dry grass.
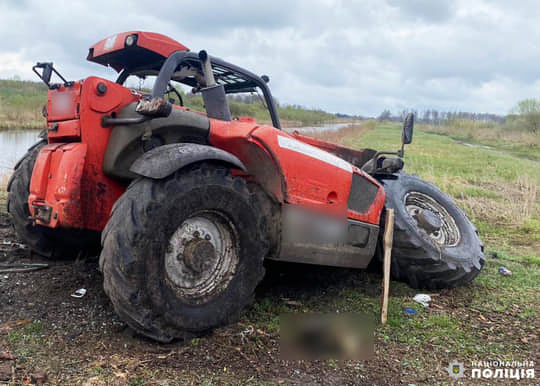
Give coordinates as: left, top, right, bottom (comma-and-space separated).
419, 121, 540, 148
457, 177, 539, 226
0, 113, 43, 130
412, 172, 540, 230
0, 79, 46, 130
277, 119, 304, 128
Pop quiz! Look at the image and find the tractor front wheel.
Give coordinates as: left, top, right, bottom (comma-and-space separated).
381, 172, 485, 289
100, 163, 268, 342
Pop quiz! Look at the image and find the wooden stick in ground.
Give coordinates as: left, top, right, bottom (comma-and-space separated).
381, 209, 395, 325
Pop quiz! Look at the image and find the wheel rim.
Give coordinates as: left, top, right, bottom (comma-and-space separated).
164, 210, 239, 304
404, 191, 461, 247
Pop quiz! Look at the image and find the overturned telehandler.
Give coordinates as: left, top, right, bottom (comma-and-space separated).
7, 31, 484, 342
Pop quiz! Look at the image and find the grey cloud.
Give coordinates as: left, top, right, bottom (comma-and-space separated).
1, 0, 540, 116
131, 0, 299, 34
387, 0, 455, 23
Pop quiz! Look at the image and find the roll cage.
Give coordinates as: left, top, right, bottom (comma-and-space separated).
115, 51, 281, 129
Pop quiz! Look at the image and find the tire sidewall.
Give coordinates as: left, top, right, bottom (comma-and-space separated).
383, 173, 482, 267
135, 175, 265, 332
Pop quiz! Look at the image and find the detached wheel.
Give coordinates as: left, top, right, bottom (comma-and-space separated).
6, 140, 99, 259
381, 172, 485, 289
100, 163, 268, 342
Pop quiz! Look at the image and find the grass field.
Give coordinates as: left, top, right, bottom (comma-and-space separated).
0, 122, 538, 384
0, 80, 46, 130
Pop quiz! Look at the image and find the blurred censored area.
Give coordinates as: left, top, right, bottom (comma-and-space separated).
280, 313, 374, 360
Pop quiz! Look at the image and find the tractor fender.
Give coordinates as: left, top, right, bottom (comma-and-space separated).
129, 143, 246, 179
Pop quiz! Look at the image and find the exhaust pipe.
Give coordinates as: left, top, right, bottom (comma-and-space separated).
198, 50, 232, 121
199, 50, 217, 87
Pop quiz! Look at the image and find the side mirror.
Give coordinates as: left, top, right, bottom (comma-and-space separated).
32, 62, 54, 88
402, 113, 414, 145
32, 62, 70, 89
42, 65, 53, 86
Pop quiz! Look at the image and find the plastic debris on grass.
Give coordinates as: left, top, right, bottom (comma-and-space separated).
412, 294, 431, 307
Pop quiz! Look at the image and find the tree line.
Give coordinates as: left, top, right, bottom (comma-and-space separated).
378, 98, 540, 133
378, 109, 505, 124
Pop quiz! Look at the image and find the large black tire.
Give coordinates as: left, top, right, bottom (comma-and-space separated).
6, 141, 100, 259
381, 172, 485, 289
100, 163, 269, 342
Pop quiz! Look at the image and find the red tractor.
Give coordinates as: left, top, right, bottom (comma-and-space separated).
7, 31, 484, 342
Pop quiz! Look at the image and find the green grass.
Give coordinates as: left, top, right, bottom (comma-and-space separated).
242, 254, 539, 382
0, 79, 47, 130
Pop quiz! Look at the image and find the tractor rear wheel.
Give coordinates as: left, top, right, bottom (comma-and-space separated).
6, 140, 100, 259
381, 172, 485, 289
100, 163, 268, 342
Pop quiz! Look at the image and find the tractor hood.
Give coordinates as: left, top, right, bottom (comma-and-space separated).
87, 31, 189, 72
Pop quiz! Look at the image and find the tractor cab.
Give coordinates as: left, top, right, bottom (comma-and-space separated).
87, 31, 413, 176
87, 31, 281, 129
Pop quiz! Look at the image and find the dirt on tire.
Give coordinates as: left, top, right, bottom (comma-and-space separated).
100, 163, 268, 342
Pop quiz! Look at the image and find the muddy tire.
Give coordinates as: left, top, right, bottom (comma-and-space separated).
6, 140, 100, 259
100, 163, 268, 342
381, 172, 485, 289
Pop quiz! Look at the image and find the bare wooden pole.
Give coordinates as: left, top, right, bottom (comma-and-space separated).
381, 209, 395, 325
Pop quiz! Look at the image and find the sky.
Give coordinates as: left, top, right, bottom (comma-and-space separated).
1, 0, 540, 117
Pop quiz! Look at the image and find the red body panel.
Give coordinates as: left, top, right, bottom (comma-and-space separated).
47, 82, 82, 122
87, 31, 189, 72
252, 126, 353, 215
209, 121, 385, 225
29, 143, 87, 228
47, 119, 80, 140
29, 77, 138, 230
288, 132, 386, 224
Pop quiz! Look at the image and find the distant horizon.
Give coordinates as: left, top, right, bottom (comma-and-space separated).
0, 77, 512, 120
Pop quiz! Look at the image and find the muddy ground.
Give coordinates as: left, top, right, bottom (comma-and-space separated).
0, 213, 404, 385
0, 211, 538, 385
